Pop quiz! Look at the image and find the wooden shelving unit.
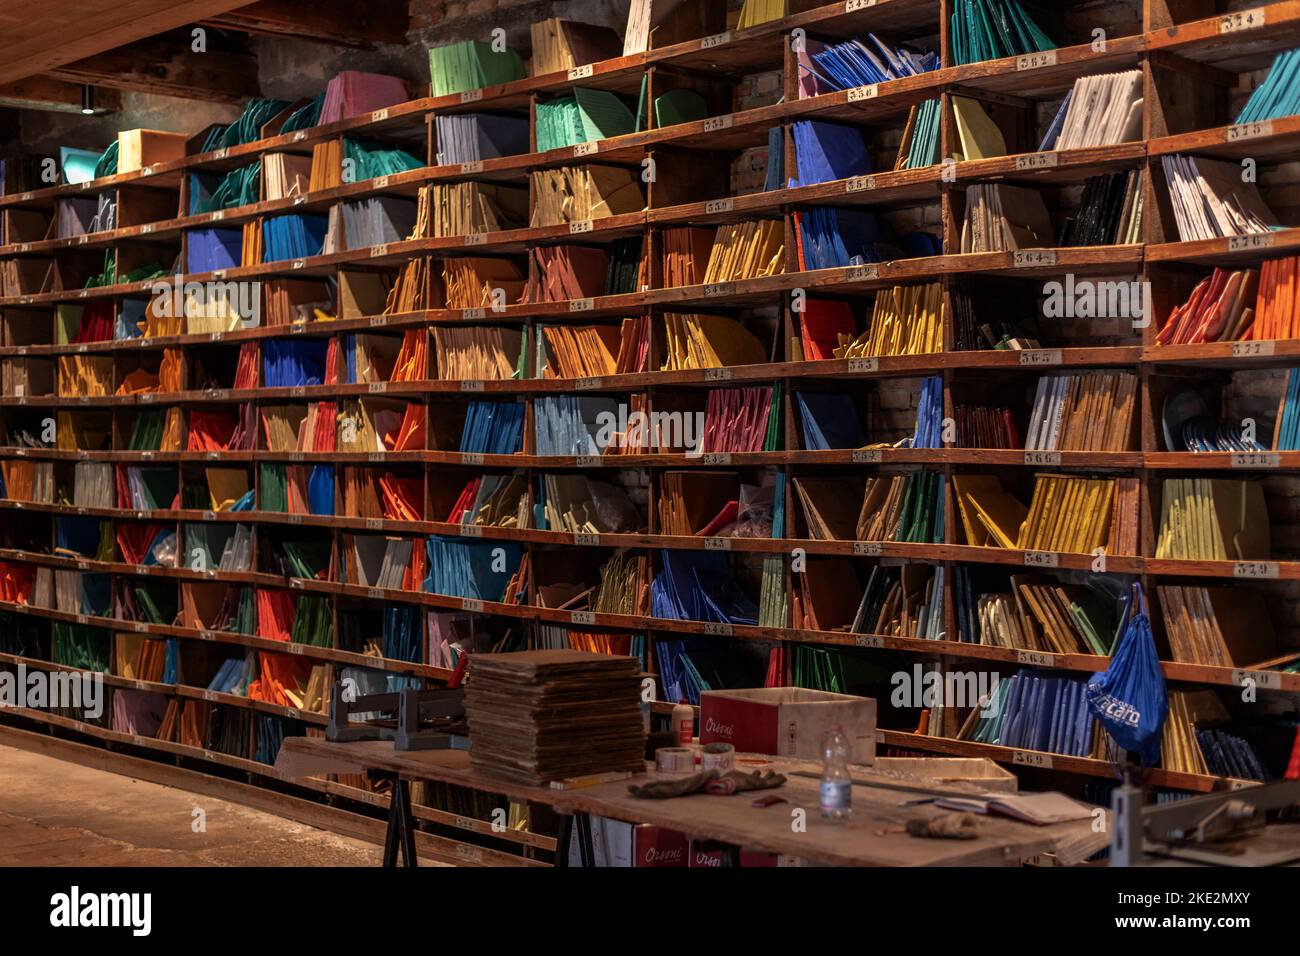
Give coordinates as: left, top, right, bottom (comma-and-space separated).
3, 0, 1300, 827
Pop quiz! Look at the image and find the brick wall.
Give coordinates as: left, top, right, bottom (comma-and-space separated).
729, 70, 784, 194
408, 0, 628, 46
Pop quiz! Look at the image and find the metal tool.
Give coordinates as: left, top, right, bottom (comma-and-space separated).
394, 686, 467, 751
325, 681, 466, 751
1111, 774, 1300, 866
325, 682, 399, 742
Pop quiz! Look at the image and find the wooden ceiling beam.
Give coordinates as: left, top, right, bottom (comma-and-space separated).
202, 0, 408, 47
0, 76, 124, 114
0, 0, 255, 86
46, 38, 258, 105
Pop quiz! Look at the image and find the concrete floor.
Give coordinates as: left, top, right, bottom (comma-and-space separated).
0, 743, 386, 866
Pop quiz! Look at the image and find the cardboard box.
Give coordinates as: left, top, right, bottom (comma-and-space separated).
874, 756, 1017, 792
566, 818, 687, 867
116, 129, 187, 174
700, 687, 876, 764
689, 848, 805, 867
739, 849, 805, 867
635, 825, 688, 868
688, 840, 727, 868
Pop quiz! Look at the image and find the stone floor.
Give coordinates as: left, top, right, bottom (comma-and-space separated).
0, 743, 386, 866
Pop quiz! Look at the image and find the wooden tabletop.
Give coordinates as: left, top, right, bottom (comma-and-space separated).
277, 736, 1107, 867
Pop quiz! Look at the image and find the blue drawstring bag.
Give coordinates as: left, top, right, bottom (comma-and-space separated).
1086, 583, 1168, 765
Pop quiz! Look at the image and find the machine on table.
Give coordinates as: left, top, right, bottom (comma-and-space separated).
1111, 773, 1300, 866
326, 682, 468, 752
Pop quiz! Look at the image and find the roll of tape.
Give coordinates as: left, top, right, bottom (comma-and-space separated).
655, 747, 695, 773
700, 742, 735, 774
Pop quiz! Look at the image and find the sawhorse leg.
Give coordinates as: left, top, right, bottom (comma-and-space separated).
382, 776, 419, 868
554, 812, 596, 867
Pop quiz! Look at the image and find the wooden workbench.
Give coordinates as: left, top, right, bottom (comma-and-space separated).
276, 737, 1108, 867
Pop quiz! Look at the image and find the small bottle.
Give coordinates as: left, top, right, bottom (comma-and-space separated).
820, 723, 852, 821
672, 699, 694, 745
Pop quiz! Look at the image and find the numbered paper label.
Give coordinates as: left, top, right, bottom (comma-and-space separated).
1227, 234, 1274, 252
1016, 50, 1057, 71
1012, 750, 1054, 768
1015, 152, 1059, 171
1013, 250, 1058, 268
1024, 451, 1061, 466
1232, 669, 1282, 690
1232, 340, 1274, 357
1234, 561, 1279, 579
1019, 349, 1063, 367
1220, 8, 1267, 33
1016, 650, 1057, 667
1231, 452, 1280, 468
1226, 121, 1273, 143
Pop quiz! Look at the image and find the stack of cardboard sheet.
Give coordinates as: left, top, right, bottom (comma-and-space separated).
465, 649, 645, 785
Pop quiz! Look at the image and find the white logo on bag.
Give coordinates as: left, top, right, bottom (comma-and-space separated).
1088, 689, 1141, 727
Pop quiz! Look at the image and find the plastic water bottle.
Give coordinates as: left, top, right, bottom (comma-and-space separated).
820, 723, 852, 821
